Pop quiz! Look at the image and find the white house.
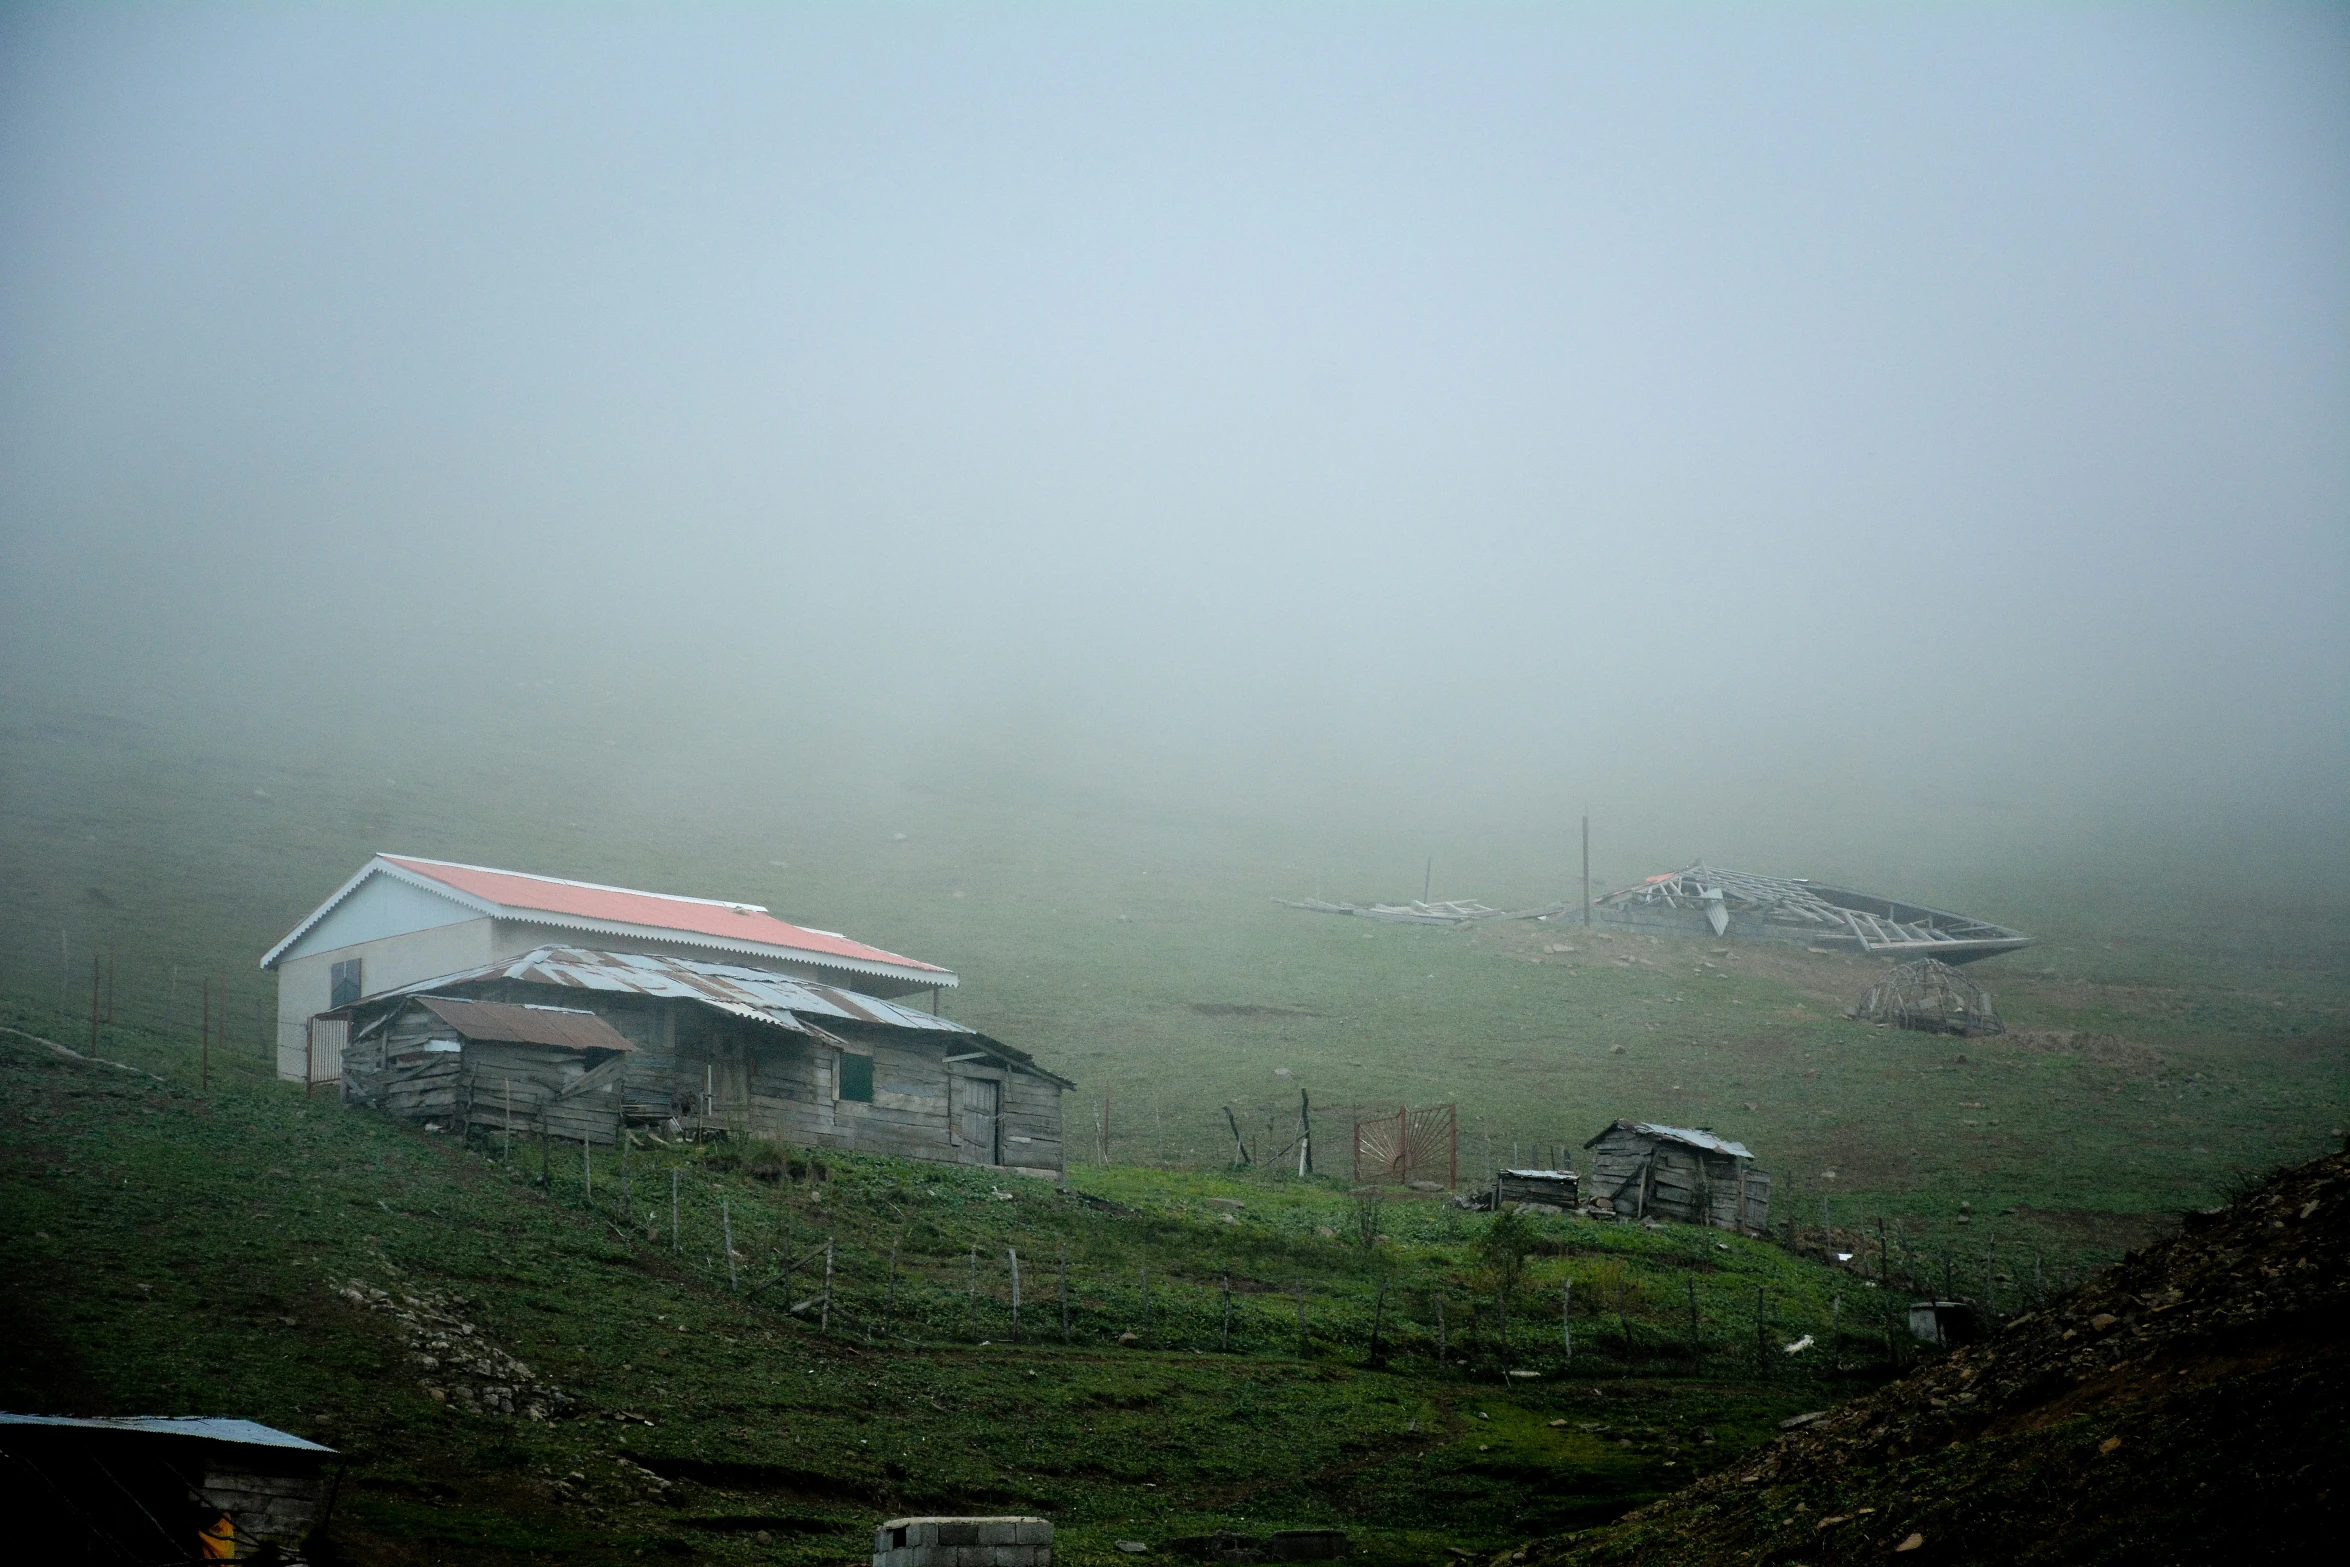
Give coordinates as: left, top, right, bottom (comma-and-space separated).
258, 855, 955, 1085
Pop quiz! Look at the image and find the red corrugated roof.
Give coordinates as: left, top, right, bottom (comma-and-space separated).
381, 856, 946, 975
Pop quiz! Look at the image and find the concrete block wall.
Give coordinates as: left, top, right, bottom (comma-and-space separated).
873, 1516, 1053, 1567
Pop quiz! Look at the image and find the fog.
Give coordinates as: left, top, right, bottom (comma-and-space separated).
4, 4, 2346, 918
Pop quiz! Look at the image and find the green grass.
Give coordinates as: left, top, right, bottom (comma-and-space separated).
3, 997, 1888, 1564
2, 692, 2346, 1559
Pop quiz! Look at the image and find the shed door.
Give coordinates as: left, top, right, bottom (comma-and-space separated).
306, 1017, 347, 1088
956, 1077, 1002, 1165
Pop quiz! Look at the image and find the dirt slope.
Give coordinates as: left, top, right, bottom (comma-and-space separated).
1503, 1147, 2349, 1566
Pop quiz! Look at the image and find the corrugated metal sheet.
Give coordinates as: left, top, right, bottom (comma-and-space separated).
414, 996, 638, 1053
381, 856, 947, 972
0, 1414, 335, 1453
366, 945, 1074, 1088
1584, 1119, 1753, 1159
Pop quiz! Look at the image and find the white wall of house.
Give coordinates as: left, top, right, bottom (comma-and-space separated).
274, 918, 498, 1081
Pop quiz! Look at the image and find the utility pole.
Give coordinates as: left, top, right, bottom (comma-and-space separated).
1581, 813, 1592, 926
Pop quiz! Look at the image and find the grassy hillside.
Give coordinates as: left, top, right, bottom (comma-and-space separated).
2, 1003, 1892, 1563
1496, 1144, 2350, 1565
3, 696, 2344, 1292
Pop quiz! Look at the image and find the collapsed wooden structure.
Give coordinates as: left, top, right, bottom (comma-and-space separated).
1594, 864, 2031, 963
0, 1413, 336, 1563
342, 995, 639, 1144
337, 945, 1071, 1176
1582, 1119, 1771, 1232
1847, 957, 2005, 1036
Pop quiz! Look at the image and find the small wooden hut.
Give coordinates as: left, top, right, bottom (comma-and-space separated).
1581, 1119, 1770, 1232
1847, 958, 2003, 1036
341, 995, 638, 1144
1494, 1169, 1579, 1210
0, 1413, 336, 1562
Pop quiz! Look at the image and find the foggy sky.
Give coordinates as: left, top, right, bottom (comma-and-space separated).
3, 3, 2345, 881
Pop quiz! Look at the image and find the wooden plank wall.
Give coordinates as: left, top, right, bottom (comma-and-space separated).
347, 988, 1065, 1174
1584, 1127, 1764, 1233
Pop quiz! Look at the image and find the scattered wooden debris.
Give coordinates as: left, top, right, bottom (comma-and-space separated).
1847, 959, 2004, 1037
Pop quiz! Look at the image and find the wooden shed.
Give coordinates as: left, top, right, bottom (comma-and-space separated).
342, 946, 1072, 1177
1494, 1169, 1579, 1210
1581, 1120, 1770, 1232
0, 1412, 336, 1562
341, 995, 638, 1145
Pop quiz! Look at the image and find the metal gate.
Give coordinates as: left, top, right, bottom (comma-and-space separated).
1351, 1103, 1457, 1188
304, 1017, 347, 1095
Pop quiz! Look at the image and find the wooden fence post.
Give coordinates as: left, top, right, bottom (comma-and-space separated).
821, 1237, 835, 1336
723, 1200, 739, 1292
1060, 1247, 1070, 1345
1009, 1248, 1022, 1343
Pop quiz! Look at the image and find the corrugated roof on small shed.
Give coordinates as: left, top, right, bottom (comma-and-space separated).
1584, 1119, 1753, 1160
413, 996, 637, 1053
0, 1414, 334, 1453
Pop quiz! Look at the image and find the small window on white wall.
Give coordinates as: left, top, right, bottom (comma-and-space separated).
329, 959, 363, 1009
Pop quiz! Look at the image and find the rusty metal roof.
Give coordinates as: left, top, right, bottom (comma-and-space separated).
412, 996, 637, 1053
261, 855, 956, 992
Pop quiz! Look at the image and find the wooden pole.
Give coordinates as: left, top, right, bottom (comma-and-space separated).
1009, 1248, 1021, 1343
968, 1246, 979, 1341
1830, 1294, 1842, 1372
1060, 1247, 1070, 1344
583, 1136, 592, 1207
1423, 858, 1432, 903
504, 1077, 514, 1162
671, 1168, 679, 1253
1687, 1274, 1699, 1364
1755, 1284, 1767, 1371
821, 1237, 834, 1336
723, 1200, 739, 1291
90, 958, 101, 1055
199, 977, 211, 1090
1563, 1277, 1573, 1360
